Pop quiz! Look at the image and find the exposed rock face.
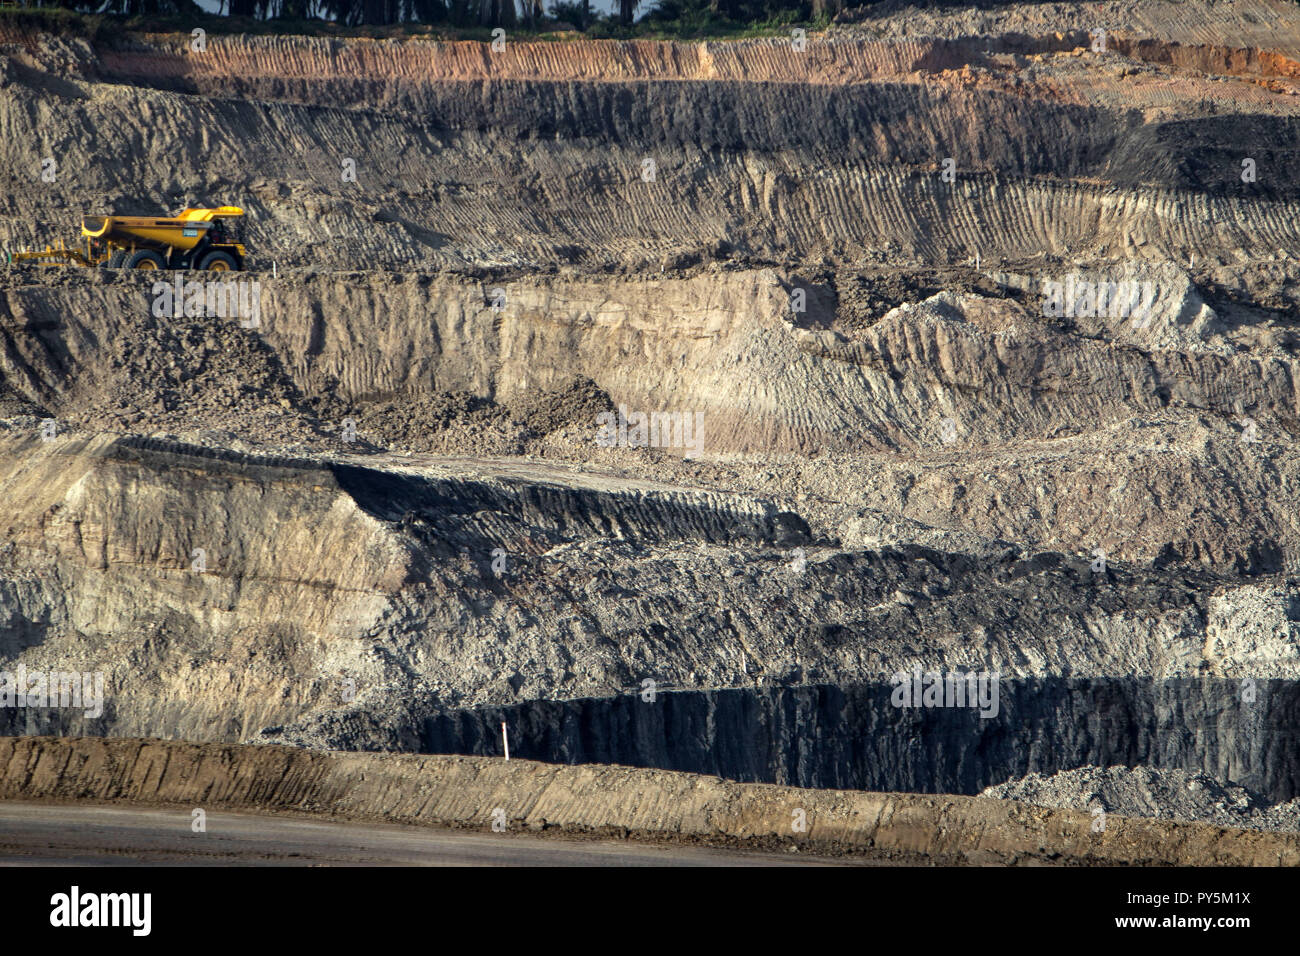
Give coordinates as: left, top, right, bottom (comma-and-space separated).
5, 4, 1300, 273
419, 680, 1300, 804
3, 432, 1299, 772
3, 268, 1298, 571
3, 1, 1300, 843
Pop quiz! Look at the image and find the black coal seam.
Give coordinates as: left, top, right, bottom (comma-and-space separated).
419, 679, 1300, 803
328, 463, 813, 548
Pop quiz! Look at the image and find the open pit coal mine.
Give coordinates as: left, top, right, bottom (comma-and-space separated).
5, 0, 1300, 867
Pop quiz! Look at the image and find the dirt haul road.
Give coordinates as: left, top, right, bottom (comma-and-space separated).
3, 0, 1300, 858
0, 802, 835, 866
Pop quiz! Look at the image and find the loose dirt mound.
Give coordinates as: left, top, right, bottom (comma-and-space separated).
508, 376, 615, 436
983, 766, 1300, 832
319, 377, 616, 456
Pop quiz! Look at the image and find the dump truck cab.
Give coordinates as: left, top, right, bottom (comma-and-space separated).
172, 206, 247, 272
80, 206, 248, 271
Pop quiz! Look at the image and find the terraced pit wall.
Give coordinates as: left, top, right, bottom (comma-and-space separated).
5, 14, 1300, 271
5, 1, 1300, 823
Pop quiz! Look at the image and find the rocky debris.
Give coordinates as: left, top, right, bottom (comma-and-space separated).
506, 376, 615, 438
326, 391, 525, 457
323, 377, 618, 457
982, 765, 1300, 832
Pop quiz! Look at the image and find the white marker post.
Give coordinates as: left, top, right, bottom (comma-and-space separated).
502, 721, 510, 761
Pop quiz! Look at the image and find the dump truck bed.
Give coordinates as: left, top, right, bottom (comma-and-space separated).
9, 206, 248, 271
81, 206, 244, 253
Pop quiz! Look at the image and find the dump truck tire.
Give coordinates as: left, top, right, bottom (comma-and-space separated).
125, 250, 166, 270
198, 250, 238, 272
106, 251, 126, 269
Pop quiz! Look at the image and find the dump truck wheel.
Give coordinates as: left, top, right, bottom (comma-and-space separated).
107, 252, 125, 269
125, 250, 165, 270
199, 251, 238, 272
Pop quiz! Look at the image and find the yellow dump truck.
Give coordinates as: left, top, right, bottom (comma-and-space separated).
9, 206, 248, 271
